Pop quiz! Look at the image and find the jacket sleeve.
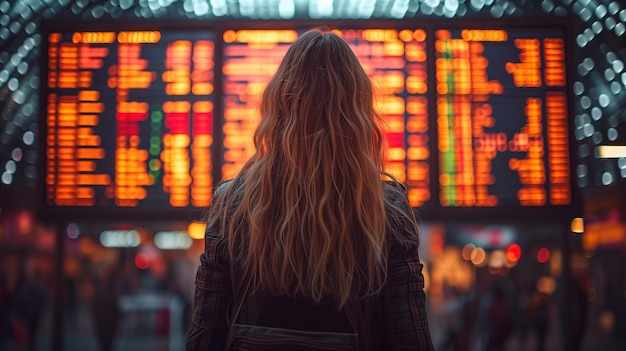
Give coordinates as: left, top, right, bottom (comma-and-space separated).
380, 182, 434, 350
381, 237, 434, 350
186, 236, 232, 351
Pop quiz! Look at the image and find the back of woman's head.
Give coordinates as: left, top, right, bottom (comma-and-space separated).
211, 29, 389, 307
255, 29, 383, 164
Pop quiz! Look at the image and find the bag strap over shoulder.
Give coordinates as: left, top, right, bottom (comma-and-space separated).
227, 261, 251, 326
344, 298, 376, 351
229, 269, 357, 331
227, 264, 375, 351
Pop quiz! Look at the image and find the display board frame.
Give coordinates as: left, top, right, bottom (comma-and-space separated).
37, 19, 580, 221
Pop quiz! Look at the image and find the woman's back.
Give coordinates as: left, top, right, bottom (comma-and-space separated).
186, 28, 434, 350
207, 29, 389, 307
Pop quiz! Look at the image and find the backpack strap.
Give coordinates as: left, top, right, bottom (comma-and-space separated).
227, 263, 251, 326
344, 298, 378, 351
230, 273, 361, 336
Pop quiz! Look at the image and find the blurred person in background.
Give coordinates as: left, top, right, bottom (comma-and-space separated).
0, 272, 12, 348
474, 278, 515, 351
447, 287, 475, 351
567, 274, 589, 351
91, 265, 121, 351
186, 28, 434, 350
13, 269, 48, 351
485, 280, 514, 351
615, 290, 626, 350
526, 284, 549, 351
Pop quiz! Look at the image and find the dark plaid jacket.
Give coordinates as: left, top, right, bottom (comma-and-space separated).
186, 182, 434, 351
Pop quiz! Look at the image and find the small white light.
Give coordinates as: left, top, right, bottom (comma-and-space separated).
602, 172, 614, 185
5, 160, 16, 173
598, 93, 610, 107
23, 131, 34, 145
608, 128, 618, 141
1, 172, 12, 185
67, 223, 80, 239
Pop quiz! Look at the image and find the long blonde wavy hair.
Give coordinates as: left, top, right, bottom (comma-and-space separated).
208, 29, 391, 307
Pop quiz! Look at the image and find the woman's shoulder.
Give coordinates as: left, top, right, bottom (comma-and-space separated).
215, 179, 235, 193
382, 180, 414, 215
210, 178, 241, 204
382, 180, 407, 202
382, 180, 421, 241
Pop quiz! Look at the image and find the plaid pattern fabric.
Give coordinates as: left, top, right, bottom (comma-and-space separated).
186, 184, 434, 351
186, 237, 232, 351
381, 236, 434, 350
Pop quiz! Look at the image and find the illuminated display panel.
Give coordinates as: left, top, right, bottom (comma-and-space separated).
45, 29, 216, 209
40, 22, 575, 219
435, 27, 571, 208
221, 28, 430, 207
221, 29, 298, 179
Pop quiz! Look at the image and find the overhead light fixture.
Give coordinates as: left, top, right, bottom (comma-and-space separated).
597, 145, 626, 158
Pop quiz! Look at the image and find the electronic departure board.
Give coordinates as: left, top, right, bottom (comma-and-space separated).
44, 29, 216, 210
221, 30, 297, 179
336, 29, 431, 207
435, 28, 571, 208
221, 28, 430, 206
40, 22, 575, 219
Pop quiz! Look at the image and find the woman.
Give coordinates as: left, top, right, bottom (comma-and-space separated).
186, 28, 433, 350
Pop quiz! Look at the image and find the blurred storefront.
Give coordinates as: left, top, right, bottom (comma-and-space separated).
580, 183, 626, 350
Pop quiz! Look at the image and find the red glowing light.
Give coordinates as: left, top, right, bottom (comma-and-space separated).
135, 253, 150, 269
17, 210, 34, 235
537, 247, 550, 263
506, 243, 522, 262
